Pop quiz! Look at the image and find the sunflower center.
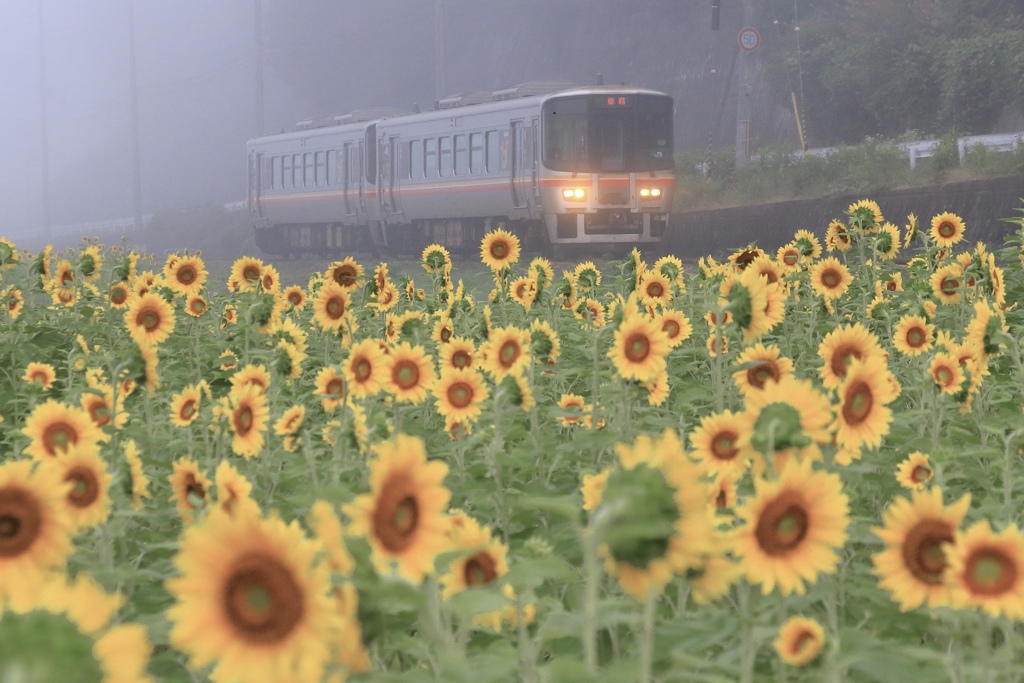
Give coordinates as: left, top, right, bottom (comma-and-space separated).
181, 400, 197, 420
829, 344, 861, 379
748, 361, 780, 389
662, 320, 680, 338
184, 475, 206, 509
710, 430, 739, 460
791, 629, 817, 656
243, 266, 261, 281
234, 406, 254, 435
906, 327, 925, 348
841, 380, 874, 426
223, 552, 305, 644
624, 332, 651, 363
499, 341, 521, 367
490, 241, 508, 259
89, 401, 111, 427
940, 276, 960, 295
190, 300, 206, 315
464, 552, 499, 587
42, 422, 76, 455
910, 465, 932, 484
821, 269, 840, 288
393, 361, 420, 390
110, 287, 127, 304
440, 327, 452, 343
935, 366, 954, 386
783, 251, 799, 266
937, 221, 956, 238
354, 358, 372, 381
178, 267, 196, 284
901, 519, 953, 584
755, 493, 809, 556
452, 350, 472, 369
139, 310, 160, 332
965, 549, 1017, 596
64, 466, 99, 508
602, 465, 679, 569
326, 297, 345, 319
0, 488, 42, 558
372, 475, 420, 553
647, 283, 663, 298
886, 280, 898, 291
326, 378, 345, 397
447, 382, 473, 409
288, 292, 303, 305
334, 266, 357, 286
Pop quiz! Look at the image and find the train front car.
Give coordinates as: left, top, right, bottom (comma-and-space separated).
538, 88, 675, 246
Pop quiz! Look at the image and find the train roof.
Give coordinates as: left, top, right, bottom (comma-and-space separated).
246, 83, 670, 146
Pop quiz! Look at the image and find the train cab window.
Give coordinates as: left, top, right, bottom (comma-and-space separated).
470, 132, 484, 174
424, 139, 437, 178
454, 134, 467, 176
410, 140, 422, 180
315, 152, 326, 187
485, 131, 498, 173
439, 136, 452, 177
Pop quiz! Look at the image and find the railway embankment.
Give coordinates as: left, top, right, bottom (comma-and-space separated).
665, 175, 1024, 259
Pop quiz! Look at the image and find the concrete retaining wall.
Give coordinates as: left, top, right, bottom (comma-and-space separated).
664, 175, 1024, 259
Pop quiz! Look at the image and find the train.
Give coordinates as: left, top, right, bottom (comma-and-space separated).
245, 81, 675, 257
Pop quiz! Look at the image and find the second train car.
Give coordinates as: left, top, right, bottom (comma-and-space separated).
246, 82, 675, 256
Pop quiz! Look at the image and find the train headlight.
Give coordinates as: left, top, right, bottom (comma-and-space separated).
562, 188, 586, 200
639, 187, 663, 199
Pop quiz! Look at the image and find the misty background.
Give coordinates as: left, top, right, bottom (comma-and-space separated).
2, 1, 1021, 239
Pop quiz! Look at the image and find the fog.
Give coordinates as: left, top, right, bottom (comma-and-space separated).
0, 0, 784, 241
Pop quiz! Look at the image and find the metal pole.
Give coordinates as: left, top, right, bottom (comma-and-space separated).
254, 0, 264, 137
128, 0, 144, 232
735, 0, 755, 168
38, 0, 51, 237
435, 0, 446, 102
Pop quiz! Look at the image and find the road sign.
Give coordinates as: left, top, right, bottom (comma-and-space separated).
738, 27, 760, 52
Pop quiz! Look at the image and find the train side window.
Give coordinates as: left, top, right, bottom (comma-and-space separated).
439, 136, 452, 177
268, 157, 276, 190
485, 132, 498, 173
410, 140, 422, 180
303, 153, 312, 188
292, 154, 302, 188
273, 156, 282, 189
470, 132, 484, 174
326, 151, 333, 186
282, 155, 292, 189
425, 138, 437, 178
499, 130, 510, 171
315, 151, 325, 187
454, 134, 467, 176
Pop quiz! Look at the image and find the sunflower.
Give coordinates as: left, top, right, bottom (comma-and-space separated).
688, 547, 742, 605
439, 336, 476, 371
5, 287, 24, 318
229, 364, 271, 397
706, 333, 728, 358
283, 285, 307, 310
274, 405, 305, 438
875, 222, 901, 260
644, 370, 670, 406
576, 298, 606, 328
872, 487, 967, 613
421, 243, 452, 274
529, 256, 555, 288
80, 386, 126, 433
229, 256, 264, 292
344, 433, 451, 583
727, 246, 765, 271
23, 362, 57, 390
22, 399, 103, 460
124, 292, 176, 346
583, 429, 715, 601
385, 342, 437, 404
774, 616, 825, 666
166, 505, 337, 683
689, 410, 752, 479
848, 198, 884, 229
481, 325, 532, 381
0, 460, 74, 611
741, 375, 832, 473
164, 254, 207, 295
607, 314, 669, 382
930, 263, 964, 305
791, 229, 822, 259
344, 338, 386, 399
735, 459, 849, 596
748, 254, 783, 286
372, 281, 398, 312
639, 270, 672, 306
732, 343, 794, 396
122, 440, 150, 511
817, 323, 885, 390
832, 355, 899, 452
825, 220, 852, 252
480, 228, 521, 271
809, 257, 852, 300
259, 263, 281, 293
573, 261, 602, 290
510, 276, 538, 311
892, 314, 934, 357
224, 384, 269, 458
312, 281, 352, 332
650, 309, 690, 349
965, 299, 1007, 362
895, 451, 935, 490
214, 460, 258, 517
314, 366, 348, 412
185, 294, 207, 317
326, 256, 363, 290
929, 351, 965, 394
169, 385, 202, 427
530, 319, 561, 365
433, 367, 489, 424
930, 212, 966, 248
432, 315, 455, 344
557, 394, 587, 426
55, 447, 112, 532
168, 458, 211, 523
777, 243, 803, 272
946, 520, 1024, 619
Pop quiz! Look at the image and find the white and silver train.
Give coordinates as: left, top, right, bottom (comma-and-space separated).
246, 82, 675, 256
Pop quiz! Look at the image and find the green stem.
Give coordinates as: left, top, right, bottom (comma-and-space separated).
739, 583, 757, 683
582, 527, 601, 676
638, 591, 658, 683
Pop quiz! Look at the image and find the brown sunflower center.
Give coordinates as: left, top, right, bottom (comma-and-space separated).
234, 406, 254, 435
754, 492, 809, 556
178, 266, 196, 284
783, 251, 799, 266
447, 382, 474, 409
490, 241, 508, 259
886, 280, 898, 291
937, 221, 957, 239
65, 466, 100, 508
354, 358, 372, 381
452, 350, 472, 369
821, 268, 841, 289
901, 518, 952, 584
748, 361, 780, 389
934, 365, 954, 386
964, 547, 1018, 596
288, 291, 303, 305
624, 332, 651, 363
710, 430, 740, 461
111, 286, 128, 304
180, 399, 197, 420
87, 399, 111, 427
223, 552, 305, 644
499, 341, 521, 368
906, 327, 926, 348
323, 377, 344, 397
829, 344, 862, 379
662, 319, 680, 338
0, 488, 43, 557
940, 276, 960, 295
184, 474, 206, 509
42, 421, 77, 455
262, 275, 274, 290
841, 380, 874, 426
372, 475, 420, 553
647, 282, 664, 298
138, 309, 161, 332
190, 299, 206, 315
333, 266, 357, 286
790, 629, 817, 656
440, 327, 452, 343
393, 361, 420, 390
910, 465, 932, 484
325, 297, 345, 319
464, 552, 498, 587
242, 265, 261, 282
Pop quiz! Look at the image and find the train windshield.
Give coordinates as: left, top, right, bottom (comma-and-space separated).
542, 94, 674, 173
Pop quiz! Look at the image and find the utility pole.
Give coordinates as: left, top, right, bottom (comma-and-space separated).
735, 0, 755, 168
435, 0, 446, 102
37, 0, 51, 237
254, 0, 264, 137
128, 0, 144, 232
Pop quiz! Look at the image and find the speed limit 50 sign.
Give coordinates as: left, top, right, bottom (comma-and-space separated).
738, 27, 760, 52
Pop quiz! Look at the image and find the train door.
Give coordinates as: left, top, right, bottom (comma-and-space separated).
249, 152, 264, 221
342, 144, 356, 216
510, 120, 526, 209
529, 117, 541, 203
387, 135, 402, 217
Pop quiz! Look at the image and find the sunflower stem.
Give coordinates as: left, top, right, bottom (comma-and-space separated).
738, 582, 757, 683
581, 525, 602, 676
638, 591, 658, 683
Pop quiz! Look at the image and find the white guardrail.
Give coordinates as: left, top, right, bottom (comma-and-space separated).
801, 131, 1023, 170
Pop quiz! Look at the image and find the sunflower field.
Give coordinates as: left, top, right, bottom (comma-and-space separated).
1, 202, 1024, 683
